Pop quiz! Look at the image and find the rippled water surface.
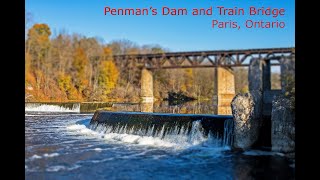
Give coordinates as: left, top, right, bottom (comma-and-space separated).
25, 112, 294, 180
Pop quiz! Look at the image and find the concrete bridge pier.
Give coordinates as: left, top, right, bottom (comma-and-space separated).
140, 102, 154, 113
213, 67, 235, 115
140, 68, 154, 103
249, 58, 280, 116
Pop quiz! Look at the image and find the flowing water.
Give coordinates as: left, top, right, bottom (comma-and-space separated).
25, 103, 295, 180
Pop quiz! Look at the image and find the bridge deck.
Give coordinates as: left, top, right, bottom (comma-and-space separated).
91, 47, 295, 69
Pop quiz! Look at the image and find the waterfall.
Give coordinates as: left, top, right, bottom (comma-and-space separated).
89, 118, 234, 148
25, 103, 81, 113
223, 119, 234, 146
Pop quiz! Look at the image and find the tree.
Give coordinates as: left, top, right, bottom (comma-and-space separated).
25, 11, 33, 40
50, 34, 73, 74
57, 73, 80, 100
72, 47, 89, 94
234, 67, 249, 93
97, 47, 119, 99
73, 48, 87, 77
184, 68, 194, 92
26, 23, 51, 70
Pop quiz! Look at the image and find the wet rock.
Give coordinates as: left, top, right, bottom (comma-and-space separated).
271, 95, 295, 153
231, 90, 263, 150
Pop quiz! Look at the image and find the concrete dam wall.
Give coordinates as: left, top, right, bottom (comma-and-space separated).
90, 111, 234, 146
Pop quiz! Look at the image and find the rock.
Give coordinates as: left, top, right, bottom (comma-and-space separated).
271, 95, 295, 153
231, 90, 263, 150
164, 91, 196, 105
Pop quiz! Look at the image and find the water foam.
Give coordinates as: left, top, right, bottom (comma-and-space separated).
28, 153, 60, 161
30, 154, 42, 160
93, 148, 102, 151
43, 153, 59, 158
67, 124, 99, 135
25, 103, 80, 112
46, 165, 81, 172
67, 119, 233, 150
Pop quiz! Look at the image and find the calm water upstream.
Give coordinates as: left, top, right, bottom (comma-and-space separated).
25, 102, 294, 180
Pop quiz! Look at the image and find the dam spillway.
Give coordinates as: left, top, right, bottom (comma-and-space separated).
90, 111, 234, 147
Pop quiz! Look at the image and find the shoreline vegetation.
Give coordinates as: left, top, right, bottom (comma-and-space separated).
25, 21, 281, 103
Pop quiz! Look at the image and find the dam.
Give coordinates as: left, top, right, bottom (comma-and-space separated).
90, 111, 234, 147
26, 47, 295, 179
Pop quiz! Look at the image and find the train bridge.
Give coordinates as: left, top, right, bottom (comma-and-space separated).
93, 47, 295, 114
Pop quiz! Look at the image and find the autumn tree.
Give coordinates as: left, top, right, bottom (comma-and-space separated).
50, 34, 73, 74
97, 47, 119, 99
57, 73, 79, 100
234, 67, 249, 93
72, 48, 89, 97
184, 68, 194, 92
26, 24, 51, 70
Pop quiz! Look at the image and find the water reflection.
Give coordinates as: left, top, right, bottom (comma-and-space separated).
231, 153, 295, 179
140, 102, 154, 112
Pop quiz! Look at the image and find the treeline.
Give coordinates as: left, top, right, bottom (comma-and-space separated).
25, 23, 280, 102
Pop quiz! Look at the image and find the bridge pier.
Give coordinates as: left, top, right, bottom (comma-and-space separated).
213, 67, 235, 115
140, 68, 154, 103
249, 58, 281, 116
140, 102, 154, 112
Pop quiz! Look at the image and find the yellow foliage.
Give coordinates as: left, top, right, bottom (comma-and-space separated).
184, 68, 193, 90
25, 53, 31, 74
28, 24, 51, 36
180, 84, 187, 92
57, 74, 72, 92
27, 24, 51, 46
98, 60, 119, 97
27, 23, 51, 69
73, 48, 88, 77
103, 47, 112, 56
57, 74, 82, 100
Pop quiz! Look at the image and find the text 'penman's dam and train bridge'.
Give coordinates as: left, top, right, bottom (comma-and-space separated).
91, 47, 295, 115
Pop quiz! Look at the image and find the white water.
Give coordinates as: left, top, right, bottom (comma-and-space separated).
25, 103, 80, 112
26, 113, 294, 179
67, 120, 233, 150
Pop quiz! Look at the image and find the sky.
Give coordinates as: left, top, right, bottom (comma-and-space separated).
26, 0, 295, 52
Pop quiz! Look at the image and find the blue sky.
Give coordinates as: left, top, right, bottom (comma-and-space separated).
26, 0, 294, 52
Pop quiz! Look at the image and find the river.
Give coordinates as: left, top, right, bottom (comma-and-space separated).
25, 102, 294, 179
